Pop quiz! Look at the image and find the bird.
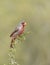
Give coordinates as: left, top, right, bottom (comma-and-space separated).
10, 20, 27, 48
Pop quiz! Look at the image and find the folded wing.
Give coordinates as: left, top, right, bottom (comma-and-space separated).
10, 29, 18, 37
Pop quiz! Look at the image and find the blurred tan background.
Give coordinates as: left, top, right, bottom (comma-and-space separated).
0, 0, 50, 65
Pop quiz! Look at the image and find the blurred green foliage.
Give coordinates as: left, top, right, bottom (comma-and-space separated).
0, 0, 50, 65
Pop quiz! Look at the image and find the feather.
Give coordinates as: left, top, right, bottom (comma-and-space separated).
10, 29, 18, 37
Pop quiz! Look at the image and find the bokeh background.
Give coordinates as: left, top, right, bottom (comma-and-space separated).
0, 0, 50, 65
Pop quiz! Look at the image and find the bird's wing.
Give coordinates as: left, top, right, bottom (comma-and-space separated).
10, 29, 18, 37
10, 23, 22, 37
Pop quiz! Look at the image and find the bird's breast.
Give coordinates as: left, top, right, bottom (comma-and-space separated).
18, 26, 24, 35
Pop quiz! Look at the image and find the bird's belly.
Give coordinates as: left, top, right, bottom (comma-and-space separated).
18, 29, 24, 35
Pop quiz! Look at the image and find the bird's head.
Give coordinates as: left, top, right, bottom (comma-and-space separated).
21, 21, 27, 27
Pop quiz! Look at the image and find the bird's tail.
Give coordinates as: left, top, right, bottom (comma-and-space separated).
10, 39, 14, 48
10, 43, 13, 48
10, 37, 16, 48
